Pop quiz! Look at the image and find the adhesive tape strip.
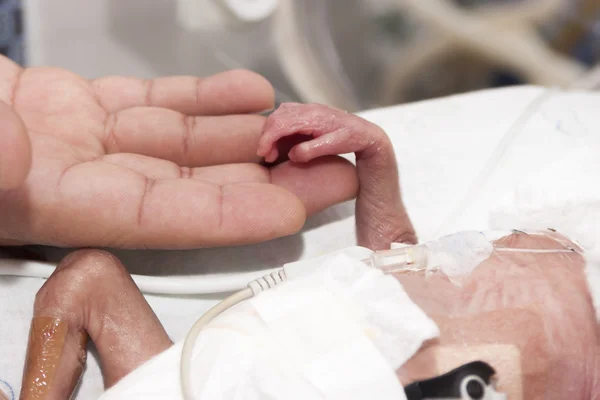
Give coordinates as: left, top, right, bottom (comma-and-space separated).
21, 317, 68, 399
20, 316, 87, 400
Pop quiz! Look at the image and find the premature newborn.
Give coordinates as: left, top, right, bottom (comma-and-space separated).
19, 232, 599, 400
16, 104, 600, 400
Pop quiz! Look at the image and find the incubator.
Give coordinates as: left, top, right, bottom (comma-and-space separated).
4, 2, 600, 395
66, 0, 599, 113
0, 1, 599, 399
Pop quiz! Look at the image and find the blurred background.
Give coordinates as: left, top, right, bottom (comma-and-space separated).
2, 0, 600, 112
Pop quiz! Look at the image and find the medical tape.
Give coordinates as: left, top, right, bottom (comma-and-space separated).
492, 230, 600, 323
489, 229, 584, 252
486, 136, 600, 320
375, 231, 495, 284
249, 253, 440, 400
379, 230, 580, 285
20, 316, 86, 400
439, 308, 550, 400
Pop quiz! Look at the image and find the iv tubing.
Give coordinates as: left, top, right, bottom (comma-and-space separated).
0, 258, 281, 295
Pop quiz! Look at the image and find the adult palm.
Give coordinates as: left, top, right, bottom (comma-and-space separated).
0, 56, 357, 249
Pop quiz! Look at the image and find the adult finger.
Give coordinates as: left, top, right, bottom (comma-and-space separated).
0, 101, 31, 189
103, 107, 265, 166
98, 154, 358, 215
42, 160, 307, 249
92, 69, 275, 115
270, 156, 358, 216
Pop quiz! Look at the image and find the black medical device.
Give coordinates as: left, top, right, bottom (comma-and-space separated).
403, 361, 507, 399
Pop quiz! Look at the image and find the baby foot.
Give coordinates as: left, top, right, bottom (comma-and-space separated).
258, 103, 417, 250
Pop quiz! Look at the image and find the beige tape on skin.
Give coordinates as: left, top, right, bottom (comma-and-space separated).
385, 230, 582, 285
398, 311, 534, 400
20, 316, 86, 400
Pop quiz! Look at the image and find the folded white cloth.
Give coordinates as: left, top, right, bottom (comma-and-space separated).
101, 249, 439, 400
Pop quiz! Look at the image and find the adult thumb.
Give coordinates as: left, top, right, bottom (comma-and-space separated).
0, 101, 31, 189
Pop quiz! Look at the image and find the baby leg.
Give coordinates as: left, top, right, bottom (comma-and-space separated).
20, 250, 172, 400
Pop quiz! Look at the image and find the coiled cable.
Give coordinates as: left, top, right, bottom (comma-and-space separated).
179, 270, 287, 400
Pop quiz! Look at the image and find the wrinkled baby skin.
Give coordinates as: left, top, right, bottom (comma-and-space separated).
257, 103, 417, 250
20, 250, 172, 400
395, 231, 599, 400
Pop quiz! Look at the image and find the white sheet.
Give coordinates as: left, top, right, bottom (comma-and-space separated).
1, 85, 597, 399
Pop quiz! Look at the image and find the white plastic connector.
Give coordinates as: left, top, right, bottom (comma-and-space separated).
247, 269, 287, 296
368, 245, 429, 274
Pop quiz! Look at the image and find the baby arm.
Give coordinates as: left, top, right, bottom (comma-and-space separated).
19, 250, 172, 400
258, 103, 416, 250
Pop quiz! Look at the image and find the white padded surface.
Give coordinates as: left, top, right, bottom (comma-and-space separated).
1, 85, 598, 399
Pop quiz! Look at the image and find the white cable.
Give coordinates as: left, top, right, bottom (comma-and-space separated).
494, 248, 575, 253
180, 288, 253, 400
180, 270, 286, 400
0, 258, 282, 295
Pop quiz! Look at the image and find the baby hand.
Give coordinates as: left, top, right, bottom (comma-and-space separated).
257, 103, 417, 250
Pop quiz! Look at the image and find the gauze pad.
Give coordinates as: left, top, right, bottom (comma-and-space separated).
100, 249, 439, 400
489, 137, 600, 320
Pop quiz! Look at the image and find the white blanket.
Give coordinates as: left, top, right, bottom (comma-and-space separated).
1, 85, 598, 399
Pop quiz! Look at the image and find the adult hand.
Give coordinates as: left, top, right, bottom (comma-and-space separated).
0, 55, 357, 248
